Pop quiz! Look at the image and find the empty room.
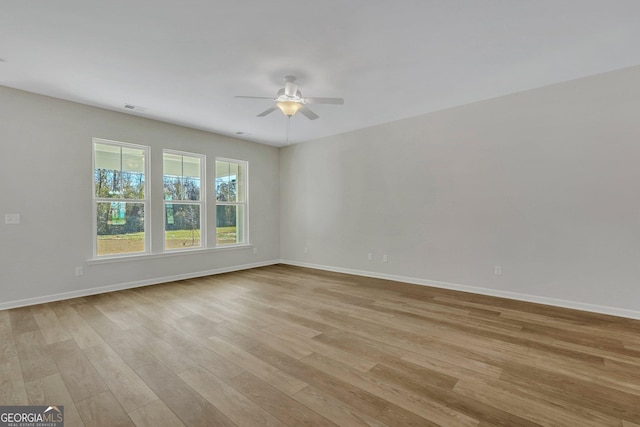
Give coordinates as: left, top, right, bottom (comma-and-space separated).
1, 1, 640, 426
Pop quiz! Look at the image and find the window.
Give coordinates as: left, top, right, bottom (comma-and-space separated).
92, 141, 247, 257
215, 159, 247, 245
163, 150, 205, 250
93, 139, 149, 257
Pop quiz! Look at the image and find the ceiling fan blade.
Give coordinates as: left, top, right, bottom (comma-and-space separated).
284, 81, 298, 97
235, 96, 276, 100
257, 106, 278, 117
299, 106, 319, 120
303, 97, 344, 105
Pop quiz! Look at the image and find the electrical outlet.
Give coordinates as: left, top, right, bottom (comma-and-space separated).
5, 213, 20, 225
382, 254, 388, 263
494, 265, 502, 276
75, 267, 84, 276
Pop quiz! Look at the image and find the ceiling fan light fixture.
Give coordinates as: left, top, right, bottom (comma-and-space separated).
276, 101, 302, 117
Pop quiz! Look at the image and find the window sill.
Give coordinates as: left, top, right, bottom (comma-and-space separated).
87, 244, 253, 265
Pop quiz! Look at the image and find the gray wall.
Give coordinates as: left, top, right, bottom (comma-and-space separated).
280, 66, 640, 317
0, 86, 280, 308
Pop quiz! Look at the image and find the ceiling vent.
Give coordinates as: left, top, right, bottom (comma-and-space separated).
124, 104, 146, 112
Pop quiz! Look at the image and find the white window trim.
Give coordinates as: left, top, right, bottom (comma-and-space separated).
163, 149, 206, 252
92, 138, 151, 258
87, 243, 254, 264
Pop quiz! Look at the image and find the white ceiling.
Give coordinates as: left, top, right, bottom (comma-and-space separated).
2, 1, 640, 147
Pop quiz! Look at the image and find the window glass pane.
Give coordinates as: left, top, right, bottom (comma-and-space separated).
215, 161, 229, 201
95, 143, 122, 198
216, 161, 236, 202
163, 153, 183, 176
165, 204, 201, 249
183, 156, 201, 179
121, 147, 145, 173
95, 168, 122, 198
95, 144, 145, 199
121, 148, 145, 199
96, 202, 145, 256
184, 175, 201, 201
216, 205, 244, 245
183, 156, 201, 201
164, 153, 201, 201
215, 160, 229, 178
163, 175, 182, 200
121, 168, 145, 200
95, 143, 121, 170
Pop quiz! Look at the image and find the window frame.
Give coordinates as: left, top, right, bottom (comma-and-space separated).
162, 149, 206, 252
92, 138, 151, 258
215, 158, 249, 246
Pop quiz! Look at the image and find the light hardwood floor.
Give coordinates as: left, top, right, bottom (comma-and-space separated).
2, 264, 640, 426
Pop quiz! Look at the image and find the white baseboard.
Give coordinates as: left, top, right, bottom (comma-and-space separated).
0, 260, 280, 311
6, 258, 640, 321
280, 259, 640, 320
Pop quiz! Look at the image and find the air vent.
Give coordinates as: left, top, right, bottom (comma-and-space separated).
123, 104, 146, 112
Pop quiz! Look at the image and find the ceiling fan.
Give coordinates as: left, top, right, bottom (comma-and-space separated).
235, 76, 344, 120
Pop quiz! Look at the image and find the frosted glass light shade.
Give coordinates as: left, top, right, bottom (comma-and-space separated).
277, 101, 302, 117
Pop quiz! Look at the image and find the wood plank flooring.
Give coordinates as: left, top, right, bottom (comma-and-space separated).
2, 264, 640, 426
